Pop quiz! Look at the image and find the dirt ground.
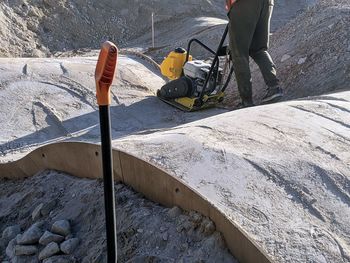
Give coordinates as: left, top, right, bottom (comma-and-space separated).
0, 170, 237, 263
0, 0, 349, 262
0, 0, 315, 57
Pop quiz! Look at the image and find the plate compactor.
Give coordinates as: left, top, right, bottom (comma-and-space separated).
157, 25, 234, 111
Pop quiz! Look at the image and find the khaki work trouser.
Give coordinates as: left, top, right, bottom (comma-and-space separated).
228, 0, 279, 103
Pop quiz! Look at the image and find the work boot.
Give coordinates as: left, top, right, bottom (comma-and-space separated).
261, 86, 283, 104
235, 100, 255, 110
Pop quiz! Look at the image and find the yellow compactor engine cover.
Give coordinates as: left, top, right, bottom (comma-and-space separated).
160, 48, 192, 80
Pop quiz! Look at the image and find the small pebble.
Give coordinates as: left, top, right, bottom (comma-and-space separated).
6, 237, 17, 258
32, 203, 44, 221
200, 219, 215, 236
43, 256, 71, 263
2, 225, 21, 243
60, 238, 80, 255
39, 231, 65, 245
51, 220, 71, 236
17, 225, 43, 245
189, 211, 203, 224
41, 200, 57, 216
39, 242, 60, 260
281, 54, 291, 62
298, 57, 307, 65
167, 206, 182, 218
162, 232, 168, 241
65, 234, 74, 240
14, 245, 38, 256
11, 255, 39, 263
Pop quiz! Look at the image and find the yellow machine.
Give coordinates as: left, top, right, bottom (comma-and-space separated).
157, 25, 233, 112
160, 48, 192, 80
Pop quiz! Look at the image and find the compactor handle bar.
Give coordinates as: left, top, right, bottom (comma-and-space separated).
183, 25, 229, 103
185, 39, 216, 63
198, 24, 229, 101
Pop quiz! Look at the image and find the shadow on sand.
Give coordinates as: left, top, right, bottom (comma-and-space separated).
0, 96, 228, 155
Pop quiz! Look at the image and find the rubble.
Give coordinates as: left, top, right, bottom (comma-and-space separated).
38, 242, 60, 260
2, 225, 21, 244
39, 231, 65, 246
0, 171, 237, 262
51, 220, 71, 237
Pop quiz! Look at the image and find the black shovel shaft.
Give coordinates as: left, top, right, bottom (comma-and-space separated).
99, 105, 117, 262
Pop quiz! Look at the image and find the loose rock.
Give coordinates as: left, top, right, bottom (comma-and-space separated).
43, 256, 72, 263
298, 57, 307, 65
14, 245, 38, 256
12, 255, 39, 263
162, 232, 168, 241
39, 231, 65, 246
200, 219, 215, 236
167, 206, 182, 218
60, 238, 79, 254
15, 234, 23, 243
32, 203, 44, 221
65, 234, 74, 240
39, 242, 60, 260
51, 220, 71, 236
41, 200, 57, 216
189, 211, 203, 228
2, 225, 21, 243
281, 54, 291, 62
5, 237, 17, 259
17, 224, 43, 245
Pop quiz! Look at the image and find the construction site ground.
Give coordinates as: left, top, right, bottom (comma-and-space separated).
0, 0, 349, 262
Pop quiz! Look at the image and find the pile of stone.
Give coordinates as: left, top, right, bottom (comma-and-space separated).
1, 171, 238, 262
3, 219, 79, 263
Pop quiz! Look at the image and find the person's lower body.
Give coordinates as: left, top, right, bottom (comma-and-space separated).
228, 0, 283, 106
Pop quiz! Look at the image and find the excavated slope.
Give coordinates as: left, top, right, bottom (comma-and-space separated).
221, 0, 350, 106
0, 0, 315, 57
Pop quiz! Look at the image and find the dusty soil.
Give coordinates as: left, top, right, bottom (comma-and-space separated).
0, 0, 349, 262
0, 0, 223, 57
221, 0, 350, 107
0, 170, 237, 263
0, 56, 227, 161
0, 0, 315, 58
253, 0, 350, 103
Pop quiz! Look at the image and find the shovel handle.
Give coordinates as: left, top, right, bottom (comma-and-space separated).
95, 41, 118, 106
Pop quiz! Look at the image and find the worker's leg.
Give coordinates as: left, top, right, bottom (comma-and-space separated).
228, 0, 261, 105
249, 0, 283, 102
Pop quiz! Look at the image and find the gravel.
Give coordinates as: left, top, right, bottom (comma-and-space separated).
0, 170, 237, 262
17, 225, 43, 245
51, 220, 71, 237
38, 242, 60, 260
39, 231, 65, 246
2, 225, 21, 244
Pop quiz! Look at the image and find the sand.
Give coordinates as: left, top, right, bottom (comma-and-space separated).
0, 0, 349, 262
0, 0, 315, 57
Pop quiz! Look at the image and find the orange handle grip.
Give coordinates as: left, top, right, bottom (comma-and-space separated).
95, 41, 118, 106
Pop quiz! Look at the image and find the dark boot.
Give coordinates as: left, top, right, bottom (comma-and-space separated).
261, 86, 283, 103
235, 99, 255, 109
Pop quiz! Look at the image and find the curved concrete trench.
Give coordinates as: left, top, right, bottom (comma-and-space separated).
0, 141, 271, 263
